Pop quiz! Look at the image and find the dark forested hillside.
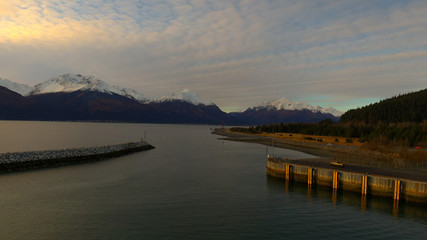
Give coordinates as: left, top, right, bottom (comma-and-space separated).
340, 89, 427, 124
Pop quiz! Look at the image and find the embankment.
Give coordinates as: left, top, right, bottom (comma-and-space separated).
267, 158, 427, 203
0, 141, 155, 172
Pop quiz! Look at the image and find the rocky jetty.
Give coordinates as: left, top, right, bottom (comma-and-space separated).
0, 141, 155, 172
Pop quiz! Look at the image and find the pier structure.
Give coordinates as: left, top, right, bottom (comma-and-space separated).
0, 140, 155, 172
267, 158, 427, 203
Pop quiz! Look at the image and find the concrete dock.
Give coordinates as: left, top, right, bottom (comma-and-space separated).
0, 141, 155, 172
267, 158, 427, 203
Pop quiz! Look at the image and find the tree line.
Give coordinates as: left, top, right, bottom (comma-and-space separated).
340, 88, 427, 124
231, 120, 426, 147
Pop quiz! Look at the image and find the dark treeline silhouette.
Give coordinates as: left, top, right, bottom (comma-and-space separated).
232, 120, 427, 147
340, 88, 427, 124
232, 89, 427, 147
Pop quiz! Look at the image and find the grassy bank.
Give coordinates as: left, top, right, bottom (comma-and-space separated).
213, 128, 427, 169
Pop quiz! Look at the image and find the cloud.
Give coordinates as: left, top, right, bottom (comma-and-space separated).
0, 1, 17, 17
0, 0, 426, 112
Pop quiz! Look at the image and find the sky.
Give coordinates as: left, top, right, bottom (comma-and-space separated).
0, 0, 426, 113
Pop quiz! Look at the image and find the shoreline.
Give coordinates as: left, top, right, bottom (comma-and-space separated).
212, 128, 374, 159
0, 141, 155, 173
212, 128, 427, 181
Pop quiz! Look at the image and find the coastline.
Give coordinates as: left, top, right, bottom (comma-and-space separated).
0, 141, 155, 173
212, 128, 374, 159
212, 128, 427, 181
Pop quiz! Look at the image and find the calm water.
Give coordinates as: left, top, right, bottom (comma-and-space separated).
0, 121, 425, 239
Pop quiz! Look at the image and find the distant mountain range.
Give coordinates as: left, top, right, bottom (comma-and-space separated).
230, 96, 341, 124
251, 96, 342, 117
0, 74, 342, 125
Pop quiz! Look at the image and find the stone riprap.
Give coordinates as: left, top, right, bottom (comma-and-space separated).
0, 141, 155, 172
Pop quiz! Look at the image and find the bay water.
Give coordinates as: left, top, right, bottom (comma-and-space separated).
0, 121, 425, 239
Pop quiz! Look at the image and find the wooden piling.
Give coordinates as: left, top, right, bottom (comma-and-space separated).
333, 171, 339, 189
308, 167, 313, 185
285, 164, 291, 180
394, 180, 401, 200
361, 175, 368, 195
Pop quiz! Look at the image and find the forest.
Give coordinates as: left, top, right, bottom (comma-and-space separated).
340, 88, 427, 124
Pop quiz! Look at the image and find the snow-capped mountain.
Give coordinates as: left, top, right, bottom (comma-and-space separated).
0, 78, 33, 96
0, 74, 239, 124
118, 88, 149, 103
229, 96, 342, 124
252, 96, 342, 117
157, 88, 213, 106
0, 74, 342, 125
320, 106, 343, 118
30, 74, 147, 103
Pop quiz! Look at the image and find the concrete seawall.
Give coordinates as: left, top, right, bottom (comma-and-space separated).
0, 141, 155, 172
267, 158, 427, 203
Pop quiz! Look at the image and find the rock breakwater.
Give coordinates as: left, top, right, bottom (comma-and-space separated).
0, 141, 155, 172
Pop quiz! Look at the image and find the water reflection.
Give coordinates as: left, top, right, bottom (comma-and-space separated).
307, 184, 312, 201
361, 195, 367, 211
393, 200, 399, 218
332, 189, 338, 205
266, 175, 427, 223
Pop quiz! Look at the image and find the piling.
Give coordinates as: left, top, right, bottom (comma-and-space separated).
286, 164, 291, 180
394, 180, 401, 200
333, 171, 339, 189
308, 167, 313, 185
361, 175, 368, 195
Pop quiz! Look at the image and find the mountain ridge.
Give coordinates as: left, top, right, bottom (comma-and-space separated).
29, 74, 148, 103
251, 96, 342, 117
156, 88, 213, 106
228, 96, 342, 125
0, 78, 33, 96
0, 74, 344, 125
